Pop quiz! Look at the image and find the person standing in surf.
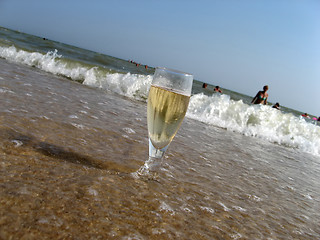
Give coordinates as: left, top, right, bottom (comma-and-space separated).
251, 85, 269, 105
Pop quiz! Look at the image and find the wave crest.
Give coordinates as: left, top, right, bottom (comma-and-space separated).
188, 93, 320, 156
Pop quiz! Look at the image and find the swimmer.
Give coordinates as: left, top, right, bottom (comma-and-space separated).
272, 102, 280, 110
214, 86, 222, 93
302, 113, 310, 118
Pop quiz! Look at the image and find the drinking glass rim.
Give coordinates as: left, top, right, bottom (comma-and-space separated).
156, 67, 193, 77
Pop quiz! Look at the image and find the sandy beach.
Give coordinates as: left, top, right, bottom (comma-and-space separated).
1, 56, 320, 239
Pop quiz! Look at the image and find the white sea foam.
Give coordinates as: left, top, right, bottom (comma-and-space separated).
71, 123, 85, 129
187, 93, 320, 156
123, 127, 136, 134
12, 140, 23, 147
159, 201, 175, 215
68, 115, 78, 119
0, 45, 152, 100
232, 206, 247, 212
88, 187, 98, 196
0, 87, 14, 94
1, 46, 320, 156
218, 201, 230, 211
83, 71, 152, 100
200, 206, 215, 214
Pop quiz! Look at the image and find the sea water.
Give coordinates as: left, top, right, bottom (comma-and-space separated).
1, 26, 320, 239
1, 27, 319, 157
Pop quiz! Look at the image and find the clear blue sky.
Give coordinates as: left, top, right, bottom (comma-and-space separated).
1, 0, 319, 115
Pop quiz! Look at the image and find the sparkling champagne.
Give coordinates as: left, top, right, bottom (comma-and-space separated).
147, 85, 190, 150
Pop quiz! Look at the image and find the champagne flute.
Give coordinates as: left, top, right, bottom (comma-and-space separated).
137, 67, 193, 176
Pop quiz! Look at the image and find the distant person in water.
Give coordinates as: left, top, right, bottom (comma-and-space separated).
202, 83, 208, 88
272, 102, 280, 110
302, 113, 310, 118
214, 86, 222, 93
251, 85, 269, 105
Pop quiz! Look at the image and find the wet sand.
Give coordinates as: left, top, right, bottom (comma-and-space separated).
1, 58, 320, 239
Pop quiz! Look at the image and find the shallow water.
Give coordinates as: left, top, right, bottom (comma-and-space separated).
1, 58, 320, 239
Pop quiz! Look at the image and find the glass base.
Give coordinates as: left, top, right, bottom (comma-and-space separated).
148, 138, 168, 159
131, 139, 169, 181
132, 156, 163, 181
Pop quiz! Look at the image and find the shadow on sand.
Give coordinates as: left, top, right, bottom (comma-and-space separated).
1, 128, 105, 170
